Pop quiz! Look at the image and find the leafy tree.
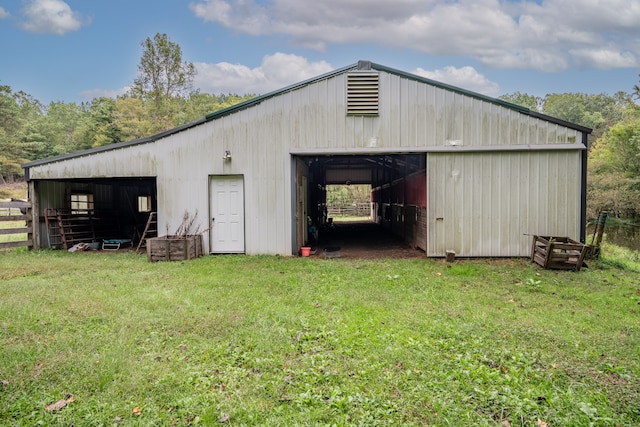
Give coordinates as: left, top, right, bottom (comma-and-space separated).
326, 184, 370, 207
171, 92, 255, 126
0, 86, 22, 179
75, 98, 122, 149
0, 123, 23, 182
42, 101, 87, 155
587, 106, 640, 218
499, 92, 541, 111
171, 92, 217, 125
0, 87, 43, 180
543, 92, 627, 147
114, 96, 155, 141
0, 85, 22, 134
606, 119, 640, 182
216, 93, 255, 110
16, 91, 53, 160
130, 33, 196, 132
543, 93, 588, 125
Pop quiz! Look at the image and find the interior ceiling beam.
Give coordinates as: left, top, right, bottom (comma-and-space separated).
302, 154, 424, 185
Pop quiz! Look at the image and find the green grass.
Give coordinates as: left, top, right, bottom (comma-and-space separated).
0, 220, 27, 244
1, 250, 639, 426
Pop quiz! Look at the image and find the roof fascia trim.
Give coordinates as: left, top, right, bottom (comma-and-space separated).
527, 111, 593, 133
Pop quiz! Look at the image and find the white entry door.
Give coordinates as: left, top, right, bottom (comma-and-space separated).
209, 176, 245, 253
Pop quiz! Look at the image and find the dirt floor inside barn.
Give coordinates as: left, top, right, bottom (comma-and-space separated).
310, 221, 426, 259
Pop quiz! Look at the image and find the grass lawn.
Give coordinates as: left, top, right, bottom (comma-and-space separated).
0, 220, 27, 245
1, 248, 639, 426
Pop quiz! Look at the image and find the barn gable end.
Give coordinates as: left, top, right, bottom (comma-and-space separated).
23, 61, 590, 256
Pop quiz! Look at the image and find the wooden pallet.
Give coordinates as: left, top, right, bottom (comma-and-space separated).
531, 235, 588, 271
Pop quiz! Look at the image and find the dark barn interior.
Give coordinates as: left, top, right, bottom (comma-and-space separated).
32, 177, 157, 250
297, 154, 427, 257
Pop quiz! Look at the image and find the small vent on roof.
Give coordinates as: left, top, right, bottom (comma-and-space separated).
347, 71, 379, 116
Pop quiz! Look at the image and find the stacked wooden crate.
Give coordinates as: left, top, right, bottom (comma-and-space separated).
146, 234, 204, 262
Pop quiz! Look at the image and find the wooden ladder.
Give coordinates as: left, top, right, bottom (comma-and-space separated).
136, 212, 157, 252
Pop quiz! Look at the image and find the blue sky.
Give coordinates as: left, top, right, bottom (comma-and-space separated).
1, 0, 639, 105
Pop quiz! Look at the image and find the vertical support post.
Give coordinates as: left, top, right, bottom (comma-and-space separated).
593, 212, 608, 248
579, 134, 588, 243
28, 180, 40, 250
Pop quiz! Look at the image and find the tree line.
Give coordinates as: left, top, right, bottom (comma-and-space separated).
1, 33, 640, 219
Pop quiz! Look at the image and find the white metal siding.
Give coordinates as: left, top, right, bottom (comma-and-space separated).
27, 69, 586, 256
427, 151, 582, 257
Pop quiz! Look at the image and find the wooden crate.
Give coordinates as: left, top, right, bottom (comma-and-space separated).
147, 235, 204, 262
531, 235, 588, 271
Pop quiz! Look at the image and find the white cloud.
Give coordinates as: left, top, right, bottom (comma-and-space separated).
189, 0, 269, 36
517, 0, 640, 34
20, 0, 86, 35
476, 48, 571, 73
0, 7, 10, 19
78, 87, 129, 102
569, 48, 638, 69
193, 53, 333, 95
413, 66, 500, 96
189, 0, 640, 71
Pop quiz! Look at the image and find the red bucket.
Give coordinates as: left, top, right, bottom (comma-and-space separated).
301, 246, 311, 257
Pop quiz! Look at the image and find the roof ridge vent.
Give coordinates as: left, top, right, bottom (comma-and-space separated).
357, 60, 372, 70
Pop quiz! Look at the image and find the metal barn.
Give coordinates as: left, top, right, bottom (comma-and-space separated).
23, 61, 591, 257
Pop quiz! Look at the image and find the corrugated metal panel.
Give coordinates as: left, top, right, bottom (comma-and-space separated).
28, 145, 158, 179
26, 67, 588, 256
427, 151, 582, 257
